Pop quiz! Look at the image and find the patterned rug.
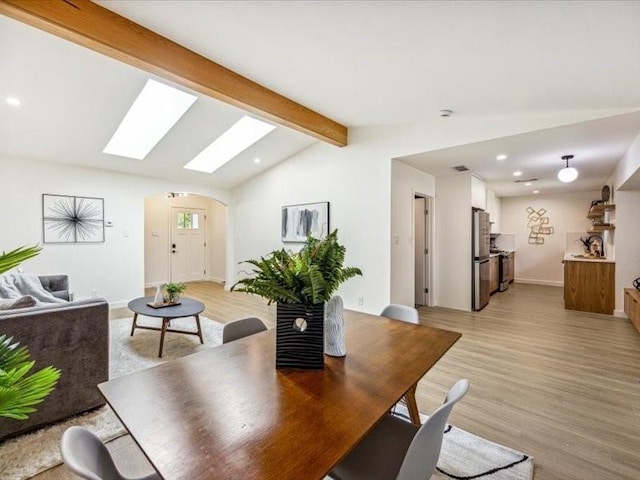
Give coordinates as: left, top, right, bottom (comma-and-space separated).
0, 316, 534, 480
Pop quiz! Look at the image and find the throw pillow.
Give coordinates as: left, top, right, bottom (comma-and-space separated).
0, 295, 37, 310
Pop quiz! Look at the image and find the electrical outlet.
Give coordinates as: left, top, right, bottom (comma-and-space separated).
357, 296, 364, 306
91, 289, 98, 298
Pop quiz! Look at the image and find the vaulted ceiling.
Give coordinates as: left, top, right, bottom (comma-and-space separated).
2, 1, 640, 192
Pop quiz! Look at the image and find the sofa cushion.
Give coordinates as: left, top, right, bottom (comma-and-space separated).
0, 295, 37, 310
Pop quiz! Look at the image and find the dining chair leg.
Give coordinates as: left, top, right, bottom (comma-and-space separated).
159, 318, 169, 358
195, 314, 204, 344
404, 384, 421, 426
130, 313, 138, 336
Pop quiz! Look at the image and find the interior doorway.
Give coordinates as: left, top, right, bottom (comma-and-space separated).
171, 207, 206, 283
414, 195, 431, 306
144, 193, 227, 289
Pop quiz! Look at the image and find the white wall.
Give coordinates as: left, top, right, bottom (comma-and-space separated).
434, 173, 472, 311
500, 191, 598, 286
390, 161, 435, 306
144, 194, 227, 286
0, 157, 230, 307
230, 111, 633, 314
609, 132, 640, 314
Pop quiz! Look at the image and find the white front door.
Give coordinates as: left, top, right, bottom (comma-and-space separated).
171, 208, 206, 283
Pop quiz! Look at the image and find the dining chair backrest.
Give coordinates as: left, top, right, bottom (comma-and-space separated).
61, 426, 160, 480
395, 379, 470, 480
222, 317, 268, 344
380, 304, 419, 324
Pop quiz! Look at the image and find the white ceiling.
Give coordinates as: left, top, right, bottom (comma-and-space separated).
0, 14, 316, 189
398, 112, 640, 196
2, 1, 640, 191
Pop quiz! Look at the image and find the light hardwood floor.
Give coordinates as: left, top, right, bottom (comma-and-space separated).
35, 282, 640, 479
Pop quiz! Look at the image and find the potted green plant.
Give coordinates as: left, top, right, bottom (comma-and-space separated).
232, 230, 362, 369
0, 245, 61, 420
165, 282, 187, 303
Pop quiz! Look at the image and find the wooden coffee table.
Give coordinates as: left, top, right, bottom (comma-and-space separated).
128, 296, 205, 357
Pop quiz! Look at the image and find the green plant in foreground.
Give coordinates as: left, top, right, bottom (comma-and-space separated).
0, 334, 61, 420
0, 245, 42, 275
231, 229, 362, 305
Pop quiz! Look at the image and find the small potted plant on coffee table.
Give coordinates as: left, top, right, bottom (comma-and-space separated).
164, 282, 187, 304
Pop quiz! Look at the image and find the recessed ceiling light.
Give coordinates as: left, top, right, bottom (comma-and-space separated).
6, 97, 20, 107
533, 190, 540, 194
525, 182, 532, 186
103, 79, 197, 160
513, 171, 522, 177
496, 154, 507, 161
184, 116, 276, 173
254, 157, 261, 164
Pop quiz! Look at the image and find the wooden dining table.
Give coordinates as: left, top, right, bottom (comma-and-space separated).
98, 309, 461, 480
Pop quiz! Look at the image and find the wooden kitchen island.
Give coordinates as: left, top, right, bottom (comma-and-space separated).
563, 254, 615, 314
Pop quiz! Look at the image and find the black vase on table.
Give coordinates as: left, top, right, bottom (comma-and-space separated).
276, 303, 325, 370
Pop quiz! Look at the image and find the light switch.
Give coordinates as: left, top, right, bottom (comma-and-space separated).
393, 235, 400, 245
152, 231, 160, 237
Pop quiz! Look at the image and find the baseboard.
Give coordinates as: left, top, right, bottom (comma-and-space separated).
109, 300, 129, 309
205, 276, 226, 284
144, 281, 165, 288
515, 278, 563, 287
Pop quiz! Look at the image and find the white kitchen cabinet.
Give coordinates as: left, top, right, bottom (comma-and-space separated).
485, 189, 502, 233
471, 175, 486, 210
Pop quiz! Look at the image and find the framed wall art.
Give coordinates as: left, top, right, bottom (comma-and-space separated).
43, 194, 105, 243
281, 202, 329, 243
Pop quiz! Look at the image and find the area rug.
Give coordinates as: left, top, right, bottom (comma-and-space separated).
1, 316, 533, 480
392, 406, 534, 480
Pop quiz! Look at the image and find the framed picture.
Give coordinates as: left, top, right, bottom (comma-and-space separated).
281, 202, 330, 243
43, 194, 105, 243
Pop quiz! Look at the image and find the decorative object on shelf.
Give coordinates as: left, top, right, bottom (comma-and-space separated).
526, 207, 554, 245
281, 201, 329, 243
557, 154, 578, 183
42, 194, 104, 243
601, 185, 611, 203
232, 230, 362, 369
324, 295, 345, 357
633, 278, 640, 290
164, 282, 186, 304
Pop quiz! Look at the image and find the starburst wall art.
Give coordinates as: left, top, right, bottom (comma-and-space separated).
42, 194, 105, 243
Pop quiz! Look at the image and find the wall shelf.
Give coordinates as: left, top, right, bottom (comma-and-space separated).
588, 224, 615, 233
587, 204, 615, 218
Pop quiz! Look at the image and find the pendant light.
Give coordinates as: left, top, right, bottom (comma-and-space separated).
557, 154, 578, 183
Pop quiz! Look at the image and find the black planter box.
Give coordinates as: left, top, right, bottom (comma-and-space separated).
276, 303, 324, 370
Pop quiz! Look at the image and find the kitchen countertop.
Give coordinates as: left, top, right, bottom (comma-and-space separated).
563, 253, 615, 263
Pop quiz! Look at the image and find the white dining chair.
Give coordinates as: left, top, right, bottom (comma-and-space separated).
60, 426, 160, 480
222, 316, 268, 344
329, 379, 470, 480
381, 304, 422, 423
380, 304, 420, 324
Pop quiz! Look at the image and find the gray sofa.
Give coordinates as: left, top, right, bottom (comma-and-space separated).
0, 275, 109, 440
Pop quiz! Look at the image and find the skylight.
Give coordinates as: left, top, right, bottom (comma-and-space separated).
183, 116, 276, 173
103, 79, 197, 160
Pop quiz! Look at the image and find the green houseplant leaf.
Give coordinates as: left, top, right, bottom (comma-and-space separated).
0, 335, 61, 420
232, 229, 362, 305
0, 245, 42, 275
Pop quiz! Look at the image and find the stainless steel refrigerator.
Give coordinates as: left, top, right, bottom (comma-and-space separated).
472, 208, 490, 311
